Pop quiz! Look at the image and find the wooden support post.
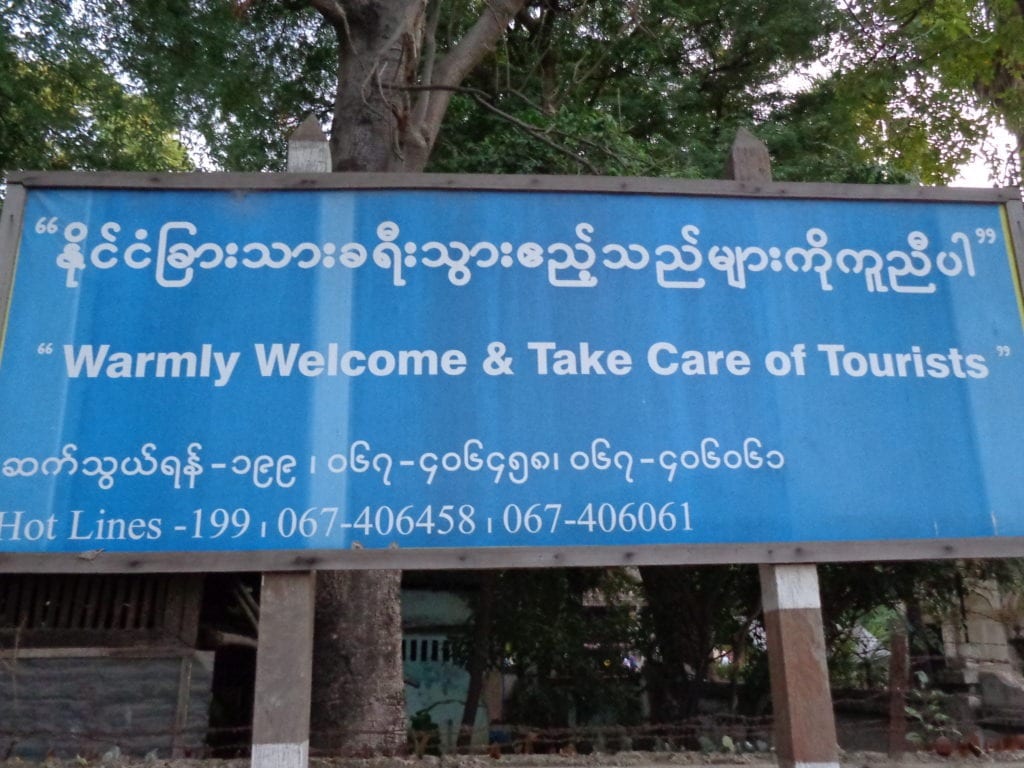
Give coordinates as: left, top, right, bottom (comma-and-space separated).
760, 564, 840, 768
287, 115, 333, 173
725, 129, 840, 768
888, 622, 909, 758
724, 127, 774, 184
252, 572, 316, 768
251, 115, 329, 768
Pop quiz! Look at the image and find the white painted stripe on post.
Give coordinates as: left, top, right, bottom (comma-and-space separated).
251, 741, 309, 768
760, 563, 822, 612
287, 143, 331, 173
794, 762, 840, 768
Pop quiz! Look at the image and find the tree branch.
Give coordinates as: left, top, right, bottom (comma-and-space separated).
435, 0, 526, 89
406, 0, 528, 167
465, 92, 600, 174
393, 82, 600, 173
308, 0, 349, 32
411, 0, 444, 129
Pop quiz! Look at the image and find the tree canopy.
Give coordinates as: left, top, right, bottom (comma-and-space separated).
4, 0, 1020, 185
1, 1, 190, 181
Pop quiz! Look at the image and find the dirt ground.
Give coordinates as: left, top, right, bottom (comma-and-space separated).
6, 751, 1024, 768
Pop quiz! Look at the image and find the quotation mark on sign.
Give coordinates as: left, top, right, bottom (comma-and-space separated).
34, 217, 59, 235
36, 343, 54, 355
976, 227, 998, 244
996, 346, 1012, 357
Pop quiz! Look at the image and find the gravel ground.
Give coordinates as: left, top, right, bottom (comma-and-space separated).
6, 750, 1024, 768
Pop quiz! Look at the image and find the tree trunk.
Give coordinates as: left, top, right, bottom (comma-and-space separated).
639, 565, 758, 721
311, 570, 406, 755
307, 0, 527, 755
639, 566, 709, 720
328, 0, 428, 172
458, 570, 498, 748
312, 2, 425, 753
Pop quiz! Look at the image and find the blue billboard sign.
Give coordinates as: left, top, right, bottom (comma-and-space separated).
1, 177, 1022, 562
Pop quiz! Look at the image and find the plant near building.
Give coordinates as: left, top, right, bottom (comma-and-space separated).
904, 671, 961, 748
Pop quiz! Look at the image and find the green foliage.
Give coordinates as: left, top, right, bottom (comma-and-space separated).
96, 0, 336, 170
905, 671, 961, 745
407, 708, 441, 757
819, 560, 1024, 691
454, 568, 644, 728
764, 79, 932, 184
429, 0, 1015, 183
821, 560, 1024, 633
639, 564, 762, 720
431, 97, 670, 176
823, 0, 1023, 184
0, 1, 190, 183
8, 0, 1013, 183
432, 0, 844, 179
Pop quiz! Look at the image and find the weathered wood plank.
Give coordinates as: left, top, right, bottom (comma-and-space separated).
1006, 198, 1024, 288
6, 169, 1016, 203
0, 644, 194, 659
171, 654, 195, 758
887, 624, 909, 757
760, 563, 839, 768
163, 575, 186, 634
1, 536, 1022, 574
110, 575, 128, 629
178, 574, 204, 646
0, 182, 25, 335
249, 115, 324, 768
251, 572, 315, 768
58, 575, 81, 628
726, 130, 838, 768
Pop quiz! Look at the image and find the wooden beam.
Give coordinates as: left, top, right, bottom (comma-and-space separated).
3, 535, 1023, 574
760, 564, 840, 768
252, 571, 316, 768
724, 130, 840, 768
6, 168, 1016, 204
887, 623, 909, 758
171, 654, 196, 758
251, 116, 327, 768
